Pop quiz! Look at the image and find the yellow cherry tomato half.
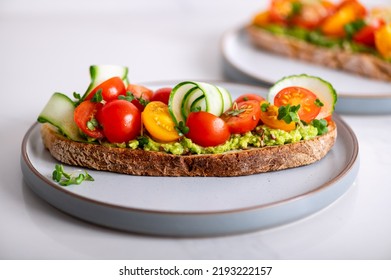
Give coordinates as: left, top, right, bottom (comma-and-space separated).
375, 23, 391, 59
252, 11, 270, 26
142, 101, 180, 143
321, 0, 366, 37
260, 102, 296, 132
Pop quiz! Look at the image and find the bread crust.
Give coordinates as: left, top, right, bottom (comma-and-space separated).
40, 121, 337, 177
247, 25, 391, 82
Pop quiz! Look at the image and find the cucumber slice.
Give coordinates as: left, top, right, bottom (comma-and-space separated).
268, 74, 337, 120
169, 82, 197, 124
181, 87, 203, 120
168, 81, 232, 124
190, 95, 206, 113
37, 92, 83, 142
83, 65, 129, 99
217, 86, 233, 113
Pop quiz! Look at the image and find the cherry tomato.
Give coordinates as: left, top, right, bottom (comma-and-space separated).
291, 0, 336, 30
268, 0, 335, 29
375, 23, 391, 59
85, 77, 126, 102
74, 100, 104, 139
273, 86, 321, 123
221, 100, 261, 134
321, 0, 366, 37
269, 0, 296, 25
252, 11, 270, 26
150, 87, 172, 105
142, 101, 180, 142
186, 111, 231, 147
353, 18, 385, 47
97, 100, 141, 143
260, 102, 296, 131
234, 93, 265, 103
126, 84, 153, 111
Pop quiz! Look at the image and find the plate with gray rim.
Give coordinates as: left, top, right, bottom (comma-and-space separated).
221, 27, 391, 115
21, 81, 359, 237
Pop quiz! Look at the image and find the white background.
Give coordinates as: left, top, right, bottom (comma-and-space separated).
1, 0, 391, 260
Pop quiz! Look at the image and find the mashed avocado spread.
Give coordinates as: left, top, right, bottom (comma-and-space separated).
122, 124, 319, 155
259, 24, 376, 54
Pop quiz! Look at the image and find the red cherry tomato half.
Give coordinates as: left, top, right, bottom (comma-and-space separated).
126, 84, 154, 111
221, 100, 261, 134
74, 100, 104, 139
273, 86, 321, 123
97, 100, 141, 143
353, 18, 385, 47
150, 87, 172, 105
185, 111, 231, 147
234, 93, 265, 103
85, 77, 126, 102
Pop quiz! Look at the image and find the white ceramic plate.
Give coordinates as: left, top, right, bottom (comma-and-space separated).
221, 27, 391, 114
21, 81, 359, 237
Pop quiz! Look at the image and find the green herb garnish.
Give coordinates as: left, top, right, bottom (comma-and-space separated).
52, 164, 94, 186
137, 136, 149, 148
91, 89, 103, 103
86, 118, 99, 131
175, 121, 189, 136
73, 92, 83, 106
315, 98, 324, 107
344, 19, 366, 39
311, 119, 329, 135
277, 104, 300, 124
261, 102, 270, 112
120, 91, 149, 107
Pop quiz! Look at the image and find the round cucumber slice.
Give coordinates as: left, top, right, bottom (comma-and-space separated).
268, 74, 337, 120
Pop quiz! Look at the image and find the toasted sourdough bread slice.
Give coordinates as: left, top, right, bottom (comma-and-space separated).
41, 121, 337, 177
246, 26, 391, 82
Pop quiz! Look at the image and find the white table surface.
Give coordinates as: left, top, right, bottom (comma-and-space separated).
1, 0, 391, 260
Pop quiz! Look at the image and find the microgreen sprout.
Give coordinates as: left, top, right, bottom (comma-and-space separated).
52, 164, 94, 186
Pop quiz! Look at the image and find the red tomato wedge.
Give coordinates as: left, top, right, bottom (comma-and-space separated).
96, 100, 141, 143
186, 111, 230, 147
74, 100, 104, 139
85, 77, 126, 102
273, 86, 321, 123
150, 87, 172, 105
234, 93, 265, 103
126, 84, 153, 111
353, 18, 385, 47
221, 100, 261, 134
